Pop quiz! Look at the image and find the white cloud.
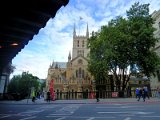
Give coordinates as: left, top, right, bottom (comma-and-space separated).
109, 0, 121, 8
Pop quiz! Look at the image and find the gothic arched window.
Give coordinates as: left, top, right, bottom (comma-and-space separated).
76, 70, 78, 77
82, 40, 84, 47
79, 68, 82, 78
82, 70, 85, 78
77, 40, 79, 47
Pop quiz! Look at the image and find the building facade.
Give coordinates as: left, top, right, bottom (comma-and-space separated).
46, 24, 96, 99
150, 10, 160, 89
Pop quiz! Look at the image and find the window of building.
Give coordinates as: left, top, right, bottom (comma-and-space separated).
79, 68, 82, 78
82, 70, 85, 78
76, 70, 78, 77
82, 40, 84, 47
60, 77, 61, 83
78, 59, 83, 64
77, 40, 79, 47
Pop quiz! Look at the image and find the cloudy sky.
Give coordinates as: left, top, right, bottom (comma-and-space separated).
11, 0, 160, 79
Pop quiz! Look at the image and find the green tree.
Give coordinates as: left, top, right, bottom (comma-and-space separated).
88, 2, 160, 92
126, 2, 160, 77
7, 75, 21, 93
8, 72, 40, 98
40, 81, 46, 91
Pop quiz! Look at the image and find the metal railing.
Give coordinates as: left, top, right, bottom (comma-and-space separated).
53, 89, 159, 100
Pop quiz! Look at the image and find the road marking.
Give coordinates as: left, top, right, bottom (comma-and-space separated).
49, 114, 71, 116
46, 116, 115, 119
19, 116, 37, 120
0, 114, 31, 117
98, 111, 154, 115
20, 110, 44, 114
96, 106, 142, 109
96, 107, 122, 108
98, 112, 128, 114
55, 117, 66, 120
119, 115, 135, 117
40, 105, 59, 109
87, 117, 95, 120
53, 105, 79, 116
124, 117, 131, 120
141, 116, 160, 118
136, 112, 154, 115
0, 115, 10, 119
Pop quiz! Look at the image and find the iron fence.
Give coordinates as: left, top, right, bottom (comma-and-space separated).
53, 89, 158, 100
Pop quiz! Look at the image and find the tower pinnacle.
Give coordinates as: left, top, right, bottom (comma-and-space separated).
68, 51, 71, 61
86, 23, 89, 38
73, 23, 76, 38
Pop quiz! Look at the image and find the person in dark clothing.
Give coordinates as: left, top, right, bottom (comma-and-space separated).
37, 91, 41, 99
137, 88, 145, 102
96, 90, 100, 102
31, 89, 36, 102
144, 86, 149, 99
47, 91, 51, 102
135, 88, 139, 99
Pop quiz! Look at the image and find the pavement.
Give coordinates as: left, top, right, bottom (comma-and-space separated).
0, 97, 160, 105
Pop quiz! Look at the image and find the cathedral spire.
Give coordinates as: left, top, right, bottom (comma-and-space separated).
51, 60, 54, 68
49, 63, 52, 68
86, 23, 89, 38
73, 23, 76, 38
68, 51, 71, 61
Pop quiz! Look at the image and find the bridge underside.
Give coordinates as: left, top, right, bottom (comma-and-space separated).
0, 0, 69, 72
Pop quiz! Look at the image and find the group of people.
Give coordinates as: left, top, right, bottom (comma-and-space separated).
135, 86, 150, 102
31, 90, 43, 102
31, 89, 55, 103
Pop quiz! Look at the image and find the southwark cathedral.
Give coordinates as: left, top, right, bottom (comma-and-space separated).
46, 24, 95, 99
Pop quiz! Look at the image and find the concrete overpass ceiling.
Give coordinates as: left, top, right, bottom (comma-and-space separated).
0, 0, 69, 71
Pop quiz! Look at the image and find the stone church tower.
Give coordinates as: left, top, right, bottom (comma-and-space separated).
72, 23, 90, 59
46, 24, 94, 99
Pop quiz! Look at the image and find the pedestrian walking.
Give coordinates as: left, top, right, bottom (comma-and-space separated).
144, 86, 150, 99
47, 91, 51, 102
31, 89, 36, 102
157, 86, 160, 98
137, 87, 145, 102
96, 90, 100, 102
36, 91, 41, 99
135, 88, 139, 99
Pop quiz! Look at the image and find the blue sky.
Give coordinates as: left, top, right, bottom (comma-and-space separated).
11, 0, 160, 79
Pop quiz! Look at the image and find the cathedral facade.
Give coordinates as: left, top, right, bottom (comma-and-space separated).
46, 24, 95, 99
